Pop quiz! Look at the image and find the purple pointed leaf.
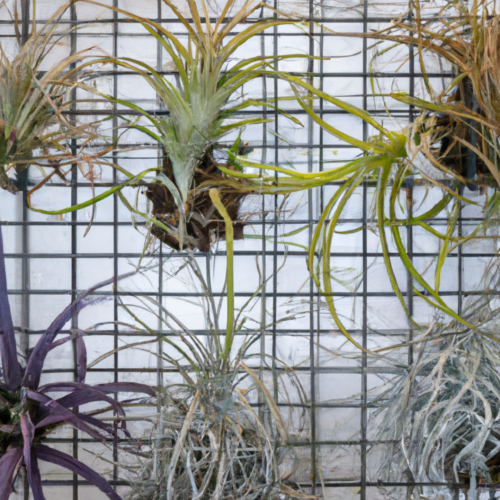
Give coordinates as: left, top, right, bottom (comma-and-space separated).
37, 383, 148, 439
38, 381, 154, 401
36, 382, 153, 437
24, 271, 135, 390
35, 411, 108, 441
55, 388, 126, 416
31, 387, 114, 435
74, 412, 114, 436
36, 445, 122, 500
49, 330, 86, 351
79, 411, 131, 439
27, 449, 46, 500
76, 335, 87, 383
54, 388, 130, 435
26, 390, 109, 442
20, 414, 46, 500
38, 381, 93, 393
0, 226, 23, 390
36, 408, 114, 440
95, 382, 155, 397
20, 412, 34, 463
0, 447, 23, 500
23, 298, 98, 390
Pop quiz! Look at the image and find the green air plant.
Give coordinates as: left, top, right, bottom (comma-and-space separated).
218, 78, 489, 351
319, 0, 500, 191
0, 1, 102, 194
371, 255, 500, 500
59, 0, 310, 251
93, 189, 313, 499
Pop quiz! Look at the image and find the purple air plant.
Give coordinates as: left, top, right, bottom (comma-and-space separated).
0, 226, 154, 500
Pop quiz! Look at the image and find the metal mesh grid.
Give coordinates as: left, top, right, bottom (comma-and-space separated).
1, 0, 492, 499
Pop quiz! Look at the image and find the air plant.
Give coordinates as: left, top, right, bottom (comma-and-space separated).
50, 0, 312, 251
0, 225, 154, 500
320, 0, 500, 190
94, 189, 313, 499
124, 376, 309, 500
219, 78, 491, 351
0, 1, 106, 194
371, 255, 500, 500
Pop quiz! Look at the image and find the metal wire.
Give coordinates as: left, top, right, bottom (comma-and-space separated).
1, 0, 482, 498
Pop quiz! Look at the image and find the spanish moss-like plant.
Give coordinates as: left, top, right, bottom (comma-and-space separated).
372, 259, 500, 500
0, 1, 102, 194
0, 225, 154, 500
97, 190, 312, 499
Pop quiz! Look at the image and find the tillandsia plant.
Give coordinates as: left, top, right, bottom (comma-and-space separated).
94, 189, 314, 499
320, 0, 500, 191
0, 225, 154, 500
220, 78, 493, 351
0, 1, 109, 195
371, 257, 500, 500
57, 0, 312, 251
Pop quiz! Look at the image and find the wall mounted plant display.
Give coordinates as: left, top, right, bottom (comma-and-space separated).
55, 0, 315, 252
94, 189, 313, 499
0, 1, 115, 199
370, 256, 500, 500
0, 225, 155, 500
320, 0, 500, 192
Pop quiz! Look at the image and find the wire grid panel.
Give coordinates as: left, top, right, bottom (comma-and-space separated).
0, 0, 493, 499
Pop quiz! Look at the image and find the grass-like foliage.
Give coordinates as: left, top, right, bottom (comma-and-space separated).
0, 226, 154, 500
372, 259, 500, 500
126, 386, 301, 500
0, 1, 100, 193
96, 189, 313, 499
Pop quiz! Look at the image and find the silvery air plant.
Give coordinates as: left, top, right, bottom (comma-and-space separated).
118, 191, 310, 500
371, 260, 500, 500
0, 226, 154, 500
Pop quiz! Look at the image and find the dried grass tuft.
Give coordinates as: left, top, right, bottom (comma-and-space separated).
125, 381, 305, 500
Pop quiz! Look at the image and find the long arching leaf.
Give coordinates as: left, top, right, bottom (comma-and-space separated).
0, 447, 23, 500
21, 414, 46, 500
0, 226, 23, 390
36, 445, 121, 500
23, 271, 136, 389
